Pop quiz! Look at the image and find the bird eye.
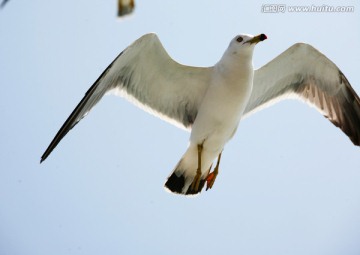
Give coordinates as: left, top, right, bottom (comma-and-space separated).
236, 37, 243, 43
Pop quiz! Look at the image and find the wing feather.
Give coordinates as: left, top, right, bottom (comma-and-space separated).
243, 43, 360, 145
41, 33, 210, 162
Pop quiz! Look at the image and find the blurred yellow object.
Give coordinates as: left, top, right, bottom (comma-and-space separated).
118, 0, 135, 17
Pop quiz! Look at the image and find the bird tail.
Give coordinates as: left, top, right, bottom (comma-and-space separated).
164, 146, 209, 195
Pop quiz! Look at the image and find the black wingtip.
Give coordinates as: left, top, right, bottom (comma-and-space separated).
40, 148, 52, 164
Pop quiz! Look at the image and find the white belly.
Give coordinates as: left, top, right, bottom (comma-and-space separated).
191, 79, 252, 148
186, 76, 252, 175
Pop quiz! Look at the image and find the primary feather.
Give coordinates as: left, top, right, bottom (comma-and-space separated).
244, 43, 360, 145
40, 33, 210, 162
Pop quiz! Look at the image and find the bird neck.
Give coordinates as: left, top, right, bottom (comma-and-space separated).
215, 52, 254, 82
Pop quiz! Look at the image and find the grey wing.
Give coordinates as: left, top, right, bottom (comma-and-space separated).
243, 43, 360, 146
41, 33, 210, 162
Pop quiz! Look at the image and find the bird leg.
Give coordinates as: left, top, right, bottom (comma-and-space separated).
206, 152, 222, 190
190, 144, 203, 192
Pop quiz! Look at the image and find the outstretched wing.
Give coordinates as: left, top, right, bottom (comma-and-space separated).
243, 43, 360, 145
41, 33, 211, 162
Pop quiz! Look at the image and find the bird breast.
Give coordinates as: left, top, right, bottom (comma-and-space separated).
189, 64, 254, 146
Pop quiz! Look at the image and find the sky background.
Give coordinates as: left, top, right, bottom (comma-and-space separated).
1, 0, 360, 254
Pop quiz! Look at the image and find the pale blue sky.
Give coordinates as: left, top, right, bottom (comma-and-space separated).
1, 0, 360, 254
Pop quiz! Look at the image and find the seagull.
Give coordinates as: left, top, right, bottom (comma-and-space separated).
40, 33, 360, 195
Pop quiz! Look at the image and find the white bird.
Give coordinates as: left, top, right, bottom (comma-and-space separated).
40, 33, 360, 195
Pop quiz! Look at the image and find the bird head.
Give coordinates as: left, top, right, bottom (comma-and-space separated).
228, 33, 267, 57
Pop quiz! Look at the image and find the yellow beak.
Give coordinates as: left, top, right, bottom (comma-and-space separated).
246, 34, 267, 44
